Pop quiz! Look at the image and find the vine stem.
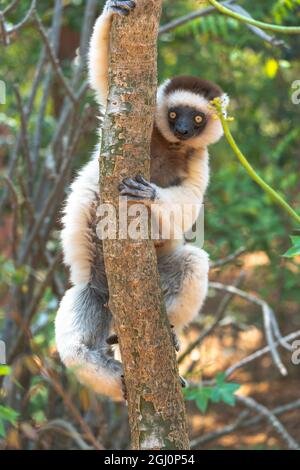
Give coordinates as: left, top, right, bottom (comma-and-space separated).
213, 101, 300, 226
208, 0, 300, 34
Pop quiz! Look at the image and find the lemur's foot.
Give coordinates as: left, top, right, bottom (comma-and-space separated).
106, 0, 136, 16
170, 325, 181, 352
179, 376, 188, 388
119, 174, 157, 201
121, 374, 128, 401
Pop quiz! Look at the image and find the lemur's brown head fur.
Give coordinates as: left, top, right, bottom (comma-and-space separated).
155, 76, 229, 148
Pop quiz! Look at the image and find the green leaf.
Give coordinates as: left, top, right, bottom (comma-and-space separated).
283, 236, 300, 258
0, 365, 11, 377
195, 387, 213, 413
196, 394, 209, 413
0, 420, 5, 438
216, 372, 226, 386
0, 405, 19, 424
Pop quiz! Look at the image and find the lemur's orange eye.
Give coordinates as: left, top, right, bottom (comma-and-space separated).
195, 115, 203, 124
169, 111, 177, 120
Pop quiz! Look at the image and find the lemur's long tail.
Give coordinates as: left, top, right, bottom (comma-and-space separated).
55, 284, 124, 401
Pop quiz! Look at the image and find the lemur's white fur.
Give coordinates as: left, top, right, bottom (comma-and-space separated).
151, 150, 209, 251
60, 152, 99, 285
56, 1, 227, 400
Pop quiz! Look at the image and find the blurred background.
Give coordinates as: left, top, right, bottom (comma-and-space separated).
0, 0, 299, 450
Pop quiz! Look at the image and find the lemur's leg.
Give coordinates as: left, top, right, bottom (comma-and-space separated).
56, 285, 124, 401
107, 245, 209, 352
158, 244, 209, 332
57, 154, 125, 401
88, 1, 136, 107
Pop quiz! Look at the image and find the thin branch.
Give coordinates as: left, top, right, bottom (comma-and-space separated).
73, 0, 98, 86
34, 12, 77, 105
13, 85, 33, 188
19, 104, 93, 265
159, 0, 235, 36
0, 176, 19, 258
228, 4, 286, 47
0, 11, 9, 46
224, 329, 300, 379
212, 99, 300, 226
210, 282, 288, 375
32, 1, 64, 166
39, 419, 91, 450
25, 252, 62, 323
7, 0, 37, 35
179, 273, 245, 364
41, 366, 104, 450
210, 246, 246, 269
208, 0, 300, 34
3, 0, 21, 16
235, 395, 299, 450
191, 399, 300, 448
0, 48, 47, 214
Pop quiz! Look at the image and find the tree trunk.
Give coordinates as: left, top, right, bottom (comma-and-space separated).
99, 0, 190, 450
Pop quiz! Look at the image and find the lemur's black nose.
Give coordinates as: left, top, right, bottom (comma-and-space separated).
174, 126, 190, 139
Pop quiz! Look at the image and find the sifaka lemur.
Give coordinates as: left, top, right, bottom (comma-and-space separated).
55, 0, 229, 401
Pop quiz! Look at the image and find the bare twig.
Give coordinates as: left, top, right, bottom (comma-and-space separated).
3, 0, 21, 16
159, 0, 236, 35
0, 176, 19, 258
39, 419, 92, 450
210, 247, 246, 269
224, 329, 300, 379
235, 395, 299, 450
228, 4, 286, 47
0, 11, 8, 46
191, 399, 300, 448
34, 12, 77, 105
41, 366, 104, 450
6, 0, 37, 35
210, 282, 288, 375
13, 85, 33, 188
179, 273, 245, 364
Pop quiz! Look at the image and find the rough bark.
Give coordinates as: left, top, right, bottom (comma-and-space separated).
99, 0, 190, 450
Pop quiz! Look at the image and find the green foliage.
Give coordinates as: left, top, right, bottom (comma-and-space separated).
0, 256, 30, 294
184, 373, 241, 413
272, 0, 300, 23
0, 405, 19, 438
0, 366, 12, 377
284, 235, 300, 257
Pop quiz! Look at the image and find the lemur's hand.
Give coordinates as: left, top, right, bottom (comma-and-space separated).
119, 174, 157, 201
105, 0, 136, 16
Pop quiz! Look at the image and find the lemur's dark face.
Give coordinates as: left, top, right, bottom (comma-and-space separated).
167, 106, 207, 141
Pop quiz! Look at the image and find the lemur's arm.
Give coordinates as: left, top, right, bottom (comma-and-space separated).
88, 1, 136, 107
119, 151, 209, 237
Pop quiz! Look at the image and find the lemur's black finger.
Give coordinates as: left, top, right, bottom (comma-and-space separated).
110, 7, 130, 15
122, 177, 143, 190
110, 0, 136, 9
106, 334, 119, 345
170, 326, 181, 352
120, 188, 154, 200
109, 0, 136, 15
179, 376, 187, 388
121, 374, 128, 401
135, 174, 152, 187
119, 188, 149, 199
